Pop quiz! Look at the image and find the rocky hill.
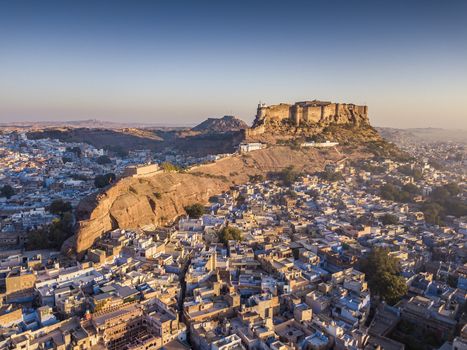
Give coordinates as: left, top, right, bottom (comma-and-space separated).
192, 115, 249, 133
245, 100, 379, 144
27, 126, 244, 157
70, 145, 370, 254
67, 99, 389, 255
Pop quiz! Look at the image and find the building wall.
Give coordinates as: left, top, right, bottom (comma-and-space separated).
0, 308, 22, 326
305, 106, 322, 123
6, 273, 36, 294
254, 101, 368, 128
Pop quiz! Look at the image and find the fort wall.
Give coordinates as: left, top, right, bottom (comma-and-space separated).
253, 100, 369, 130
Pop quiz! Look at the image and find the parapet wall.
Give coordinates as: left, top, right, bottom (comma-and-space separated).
254, 100, 369, 129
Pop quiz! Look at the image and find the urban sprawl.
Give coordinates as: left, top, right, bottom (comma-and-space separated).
0, 131, 466, 350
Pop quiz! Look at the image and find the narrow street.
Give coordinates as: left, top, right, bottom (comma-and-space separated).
178, 256, 192, 346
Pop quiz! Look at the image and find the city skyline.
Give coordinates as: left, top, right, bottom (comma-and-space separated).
1, 0, 467, 129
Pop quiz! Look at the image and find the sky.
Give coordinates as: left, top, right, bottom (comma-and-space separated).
0, 0, 466, 129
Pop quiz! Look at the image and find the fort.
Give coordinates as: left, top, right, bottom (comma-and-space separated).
253, 100, 369, 129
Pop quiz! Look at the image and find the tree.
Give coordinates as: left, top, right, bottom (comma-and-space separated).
422, 182, 467, 223
381, 213, 398, 226
0, 184, 15, 199
104, 144, 128, 158
94, 173, 116, 188
184, 203, 205, 218
270, 166, 301, 186
26, 212, 74, 250
248, 174, 264, 183
422, 202, 444, 225
161, 162, 182, 172
217, 226, 242, 245
398, 165, 422, 180
380, 183, 413, 203
360, 247, 407, 305
306, 189, 320, 199
443, 183, 460, 196
319, 170, 344, 182
66, 146, 81, 158
49, 199, 72, 215
380, 183, 398, 201
96, 155, 111, 165
402, 183, 419, 195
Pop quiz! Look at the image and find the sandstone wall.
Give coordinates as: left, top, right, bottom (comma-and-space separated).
253, 100, 369, 130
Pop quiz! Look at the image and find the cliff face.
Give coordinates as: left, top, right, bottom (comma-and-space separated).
72, 145, 368, 254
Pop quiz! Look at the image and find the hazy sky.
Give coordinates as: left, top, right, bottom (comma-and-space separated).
1, 0, 466, 129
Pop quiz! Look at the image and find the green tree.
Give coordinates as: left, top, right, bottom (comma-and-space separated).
380, 183, 413, 203
271, 166, 301, 186
319, 170, 344, 182
398, 165, 422, 180
306, 189, 320, 199
161, 162, 182, 172
381, 213, 398, 226
422, 183, 466, 223
0, 184, 15, 199
248, 174, 264, 183
422, 202, 444, 225
96, 155, 111, 165
217, 226, 242, 245
94, 173, 116, 188
402, 183, 419, 194
66, 146, 82, 158
49, 199, 72, 215
360, 247, 407, 305
104, 145, 128, 158
380, 183, 398, 201
443, 183, 460, 196
184, 203, 206, 218
26, 212, 74, 250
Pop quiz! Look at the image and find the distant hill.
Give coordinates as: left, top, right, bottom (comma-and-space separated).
377, 127, 467, 144
0, 119, 188, 130
192, 115, 249, 133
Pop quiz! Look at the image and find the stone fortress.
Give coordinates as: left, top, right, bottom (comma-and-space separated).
251, 100, 369, 133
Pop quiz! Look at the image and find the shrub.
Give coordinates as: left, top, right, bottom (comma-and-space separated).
94, 173, 116, 188
381, 213, 398, 226
96, 155, 112, 165
161, 162, 182, 172
184, 203, 206, 218
0, 184, 15, 199
49, 199, 72, 215
217, 226, 242, 245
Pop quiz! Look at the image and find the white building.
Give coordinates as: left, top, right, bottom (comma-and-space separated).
301, 141, 339, 148
238, 143, 266, 154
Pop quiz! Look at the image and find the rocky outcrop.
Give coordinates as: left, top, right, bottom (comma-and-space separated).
192, 115, 249, 133
72, 145, 368, 254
